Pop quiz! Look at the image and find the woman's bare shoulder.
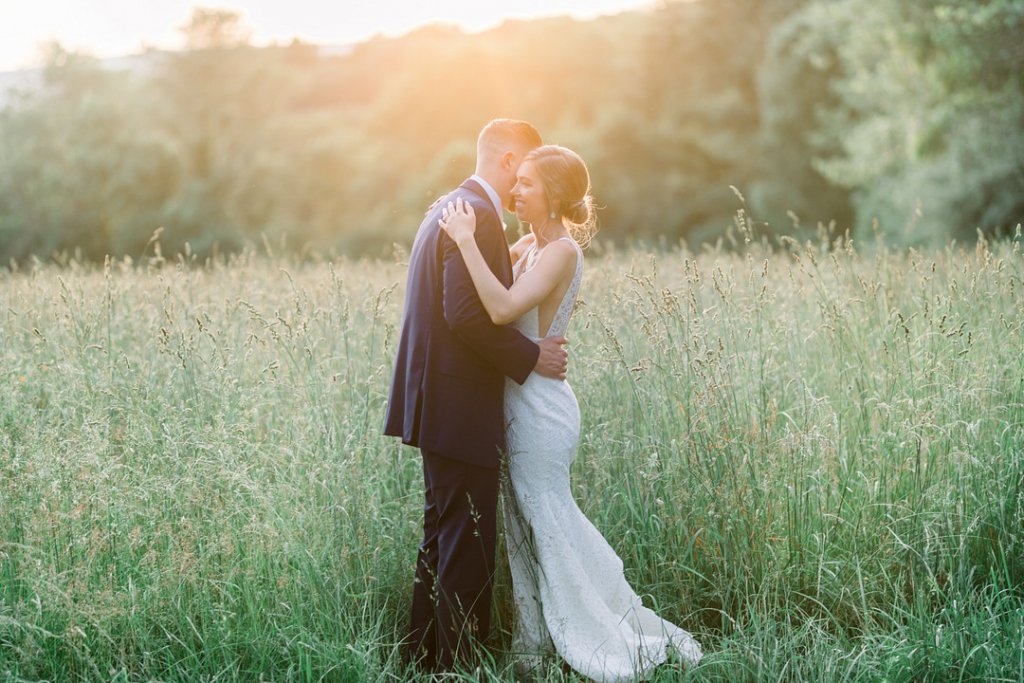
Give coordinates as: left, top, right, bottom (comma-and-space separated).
536, 238, 579, 272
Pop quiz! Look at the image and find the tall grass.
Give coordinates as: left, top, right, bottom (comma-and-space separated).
1, 227, 1022, 681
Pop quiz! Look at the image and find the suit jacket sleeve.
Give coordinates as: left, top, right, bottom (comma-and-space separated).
441, 208, 539, 385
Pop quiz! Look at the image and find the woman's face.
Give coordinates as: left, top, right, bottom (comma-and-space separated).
511, 160, 550, 226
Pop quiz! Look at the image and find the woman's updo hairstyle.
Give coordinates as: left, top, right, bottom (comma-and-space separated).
524, 145, 597, 246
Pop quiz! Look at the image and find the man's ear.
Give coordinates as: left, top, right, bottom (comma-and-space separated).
502, 151, 517, 172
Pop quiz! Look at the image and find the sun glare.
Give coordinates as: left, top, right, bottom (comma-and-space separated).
0, 0, 655, 71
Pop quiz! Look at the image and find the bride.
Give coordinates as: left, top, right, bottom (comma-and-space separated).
439, 145, 703, 681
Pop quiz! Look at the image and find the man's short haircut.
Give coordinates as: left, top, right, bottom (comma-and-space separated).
477, 119, 543, 157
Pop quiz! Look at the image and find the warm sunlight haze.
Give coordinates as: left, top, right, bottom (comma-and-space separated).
2, 0, 1022, 680
0, 0, 656, 71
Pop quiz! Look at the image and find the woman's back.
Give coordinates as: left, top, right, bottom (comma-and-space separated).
511, 237, 583, 339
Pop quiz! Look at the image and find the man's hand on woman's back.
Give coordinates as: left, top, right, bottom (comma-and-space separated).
534, 336, 568, 380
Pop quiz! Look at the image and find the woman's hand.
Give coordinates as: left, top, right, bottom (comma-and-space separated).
439, 198, 476, 247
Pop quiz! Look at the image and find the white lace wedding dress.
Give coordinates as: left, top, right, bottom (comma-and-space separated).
502, 237, 702, 681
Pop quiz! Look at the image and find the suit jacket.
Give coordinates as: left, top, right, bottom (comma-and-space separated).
384, 178, 540, 467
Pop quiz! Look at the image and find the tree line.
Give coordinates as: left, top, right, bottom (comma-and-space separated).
1, 0, 1021, 263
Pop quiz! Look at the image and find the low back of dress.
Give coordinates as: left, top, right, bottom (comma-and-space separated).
510, 236, 583, 340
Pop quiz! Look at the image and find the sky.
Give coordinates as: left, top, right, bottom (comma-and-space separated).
0, 0, 658, 72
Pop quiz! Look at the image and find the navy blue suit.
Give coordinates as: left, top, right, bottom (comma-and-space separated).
384, 178, 539, 669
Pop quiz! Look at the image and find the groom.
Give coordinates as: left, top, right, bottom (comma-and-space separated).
385, 119, 568, 671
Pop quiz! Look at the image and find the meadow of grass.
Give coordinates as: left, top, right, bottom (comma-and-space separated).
1, 226, 1022, 682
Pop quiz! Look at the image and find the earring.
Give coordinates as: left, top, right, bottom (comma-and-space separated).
549, 211, 557, 219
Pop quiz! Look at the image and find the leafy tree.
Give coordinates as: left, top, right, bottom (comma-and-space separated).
752, 3, 854, 238
803, 0, 1024, 242
0, 49, 180, 261
2, 1, 1021, 263
179, 7, 253, 50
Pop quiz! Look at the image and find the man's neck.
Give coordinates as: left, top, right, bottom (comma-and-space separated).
470, 173, 507, 216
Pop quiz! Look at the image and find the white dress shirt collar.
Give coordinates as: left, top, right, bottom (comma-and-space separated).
469, 174, 504, 220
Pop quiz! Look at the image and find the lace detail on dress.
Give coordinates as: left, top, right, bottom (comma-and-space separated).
511, 237, 583, 340
501, 237, 702, 681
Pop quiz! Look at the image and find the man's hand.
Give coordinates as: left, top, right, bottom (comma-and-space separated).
534, 335, 568, 380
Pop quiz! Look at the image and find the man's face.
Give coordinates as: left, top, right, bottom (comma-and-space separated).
502, 146, 535, 210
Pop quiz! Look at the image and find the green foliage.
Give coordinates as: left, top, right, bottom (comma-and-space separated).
0, 53, 179, 260
801, 0, 1024, 242
0, 1, 1021, 262
752, 3, 854, 236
